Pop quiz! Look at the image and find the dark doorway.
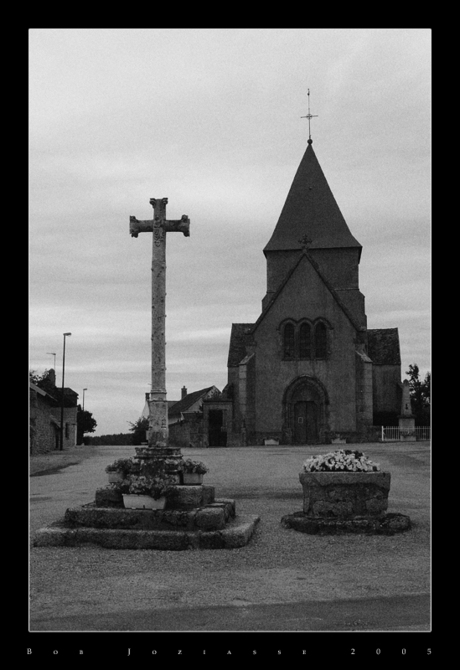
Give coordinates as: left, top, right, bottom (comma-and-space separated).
208, 409, 227, 446
293, 400, 318, 444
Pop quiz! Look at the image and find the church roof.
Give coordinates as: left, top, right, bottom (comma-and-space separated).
367, 328, 401, 365
227, 323, 255, 367
264, 141, 361, 254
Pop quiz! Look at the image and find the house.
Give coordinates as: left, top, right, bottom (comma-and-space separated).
29, 369, 79, 454
215, 137, 402, 445
168, 386, 221, 448
29, 381, 60, 454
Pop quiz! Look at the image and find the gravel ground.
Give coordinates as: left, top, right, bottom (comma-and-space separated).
29, 442, 431, 635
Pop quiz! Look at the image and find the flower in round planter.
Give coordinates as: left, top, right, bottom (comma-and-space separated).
303, 449, 380, 473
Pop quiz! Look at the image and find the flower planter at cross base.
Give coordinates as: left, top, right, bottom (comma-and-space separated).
122, 494, 166, 510
299, 471, 391, 519
182, 473, 204, 485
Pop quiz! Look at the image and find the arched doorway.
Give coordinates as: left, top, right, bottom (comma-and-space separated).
283, 376, 328, 444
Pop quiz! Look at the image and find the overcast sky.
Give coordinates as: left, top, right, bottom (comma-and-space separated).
29, 28, 431, 436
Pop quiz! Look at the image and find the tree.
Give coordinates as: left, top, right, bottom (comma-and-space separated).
77, 406, 97, 444
405, 364, 431, 425
128, 417, 149, 445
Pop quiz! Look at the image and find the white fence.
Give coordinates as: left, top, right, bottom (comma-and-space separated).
374, 426, 430, 442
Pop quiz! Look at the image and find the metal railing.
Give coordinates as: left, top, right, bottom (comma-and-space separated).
373, 426, 430, 441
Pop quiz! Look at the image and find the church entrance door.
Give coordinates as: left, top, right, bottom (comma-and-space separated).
283, 376, 327, 444
294, 401, 318, 444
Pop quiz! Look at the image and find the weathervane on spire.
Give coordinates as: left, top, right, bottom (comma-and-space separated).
301, 89, 318, 143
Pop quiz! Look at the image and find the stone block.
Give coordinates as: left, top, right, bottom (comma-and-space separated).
195, 507, 226, 531
280, 511, 411, 535
299, 471, 391, 518
165, 485, 215, 510
64, 505, 198, 531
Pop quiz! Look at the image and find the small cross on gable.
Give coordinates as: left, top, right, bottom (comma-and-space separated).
299, 234, 313, 250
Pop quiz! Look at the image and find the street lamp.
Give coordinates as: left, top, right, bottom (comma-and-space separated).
47, 352, 56, 369
83, 388, 87, 411
59, 332, 72, 451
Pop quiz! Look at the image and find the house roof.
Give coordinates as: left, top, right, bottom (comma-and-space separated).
30, 380, 58, 402
367, 328, 401, 365
227, 323, 255, 367
264, 141, 361, 254
168, 387, 217, 416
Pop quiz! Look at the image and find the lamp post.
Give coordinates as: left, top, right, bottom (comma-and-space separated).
59, 332, 72, 451
82, 388, 87, 412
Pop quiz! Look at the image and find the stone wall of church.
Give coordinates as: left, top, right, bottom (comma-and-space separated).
355, 350, 374, 436
252, 259, 361, 444
372, 364, 402, 422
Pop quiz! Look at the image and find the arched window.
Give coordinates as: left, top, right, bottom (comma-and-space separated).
299, 323, 311, 359
283, 323, 295, 358
315, 322, 327, 358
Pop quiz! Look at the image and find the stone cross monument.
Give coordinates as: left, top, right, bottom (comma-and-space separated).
398, 379, 416, 441
130, 197, 190, 475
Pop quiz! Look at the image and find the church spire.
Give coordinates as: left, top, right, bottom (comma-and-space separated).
263, 139, 362, 255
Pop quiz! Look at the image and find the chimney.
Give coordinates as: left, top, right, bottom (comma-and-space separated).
145, 392, 150, 401
181, 386, 187, 399
48, 369, 56, 387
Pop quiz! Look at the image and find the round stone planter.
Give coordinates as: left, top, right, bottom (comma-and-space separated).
299, 471, 391, 519
122, 494, 166, 510
182, 473, 204, 485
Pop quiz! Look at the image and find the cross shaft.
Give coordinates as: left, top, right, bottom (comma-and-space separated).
130, 197, 190, 450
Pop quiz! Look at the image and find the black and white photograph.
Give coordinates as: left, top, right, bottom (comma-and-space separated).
28, 28, 431, 657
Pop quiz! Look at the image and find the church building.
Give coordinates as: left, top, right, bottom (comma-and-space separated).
218, 136, 402, 446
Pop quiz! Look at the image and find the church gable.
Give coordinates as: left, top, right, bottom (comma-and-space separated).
253, 251, 360, 339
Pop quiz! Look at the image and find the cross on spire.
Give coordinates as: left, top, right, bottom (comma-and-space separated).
301, 88, 318, 143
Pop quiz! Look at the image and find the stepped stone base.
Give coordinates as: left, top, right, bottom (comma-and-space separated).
281, 511, 411, 535
34, 513, 260, 550
95, 484, 217, 510
65, 499, 235, 532
34, 484, 260, 550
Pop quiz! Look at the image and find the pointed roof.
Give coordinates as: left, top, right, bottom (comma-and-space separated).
264, 141, 361, 254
